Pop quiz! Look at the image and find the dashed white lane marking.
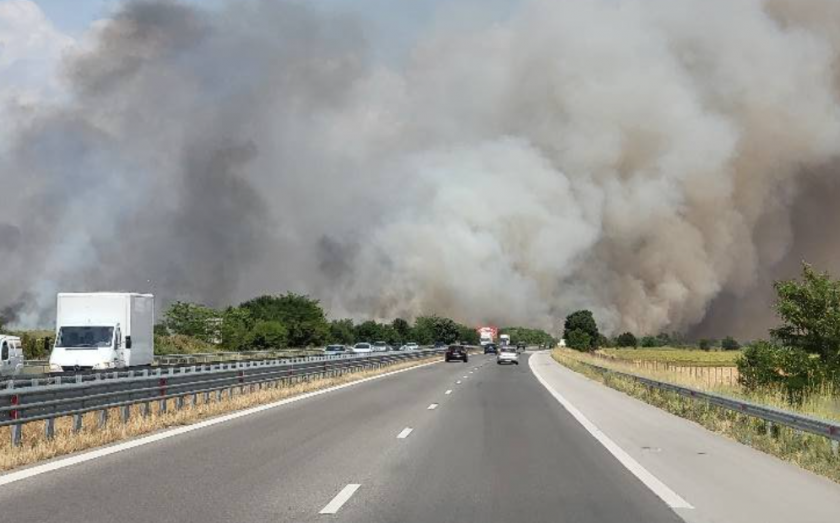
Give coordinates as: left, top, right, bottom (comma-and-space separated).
445, 389, 452, 395
320, 484, 361, 514
456, 380, 462, 384
428, 403, 439, 410
529, 356, 693, 510
397, 427, 413, 439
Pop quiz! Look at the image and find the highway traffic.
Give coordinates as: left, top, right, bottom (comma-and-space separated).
2, 351, 838, 523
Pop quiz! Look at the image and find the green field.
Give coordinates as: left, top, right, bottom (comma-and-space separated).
599, 347, 741, 367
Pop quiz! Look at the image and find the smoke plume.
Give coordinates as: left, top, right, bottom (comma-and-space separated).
2, 0, 840, 336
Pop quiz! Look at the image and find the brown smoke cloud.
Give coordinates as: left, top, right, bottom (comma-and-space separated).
1, 0, 839, 337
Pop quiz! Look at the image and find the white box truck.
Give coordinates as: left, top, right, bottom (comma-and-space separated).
0, 335, 23, 376
49, 293, 155, 372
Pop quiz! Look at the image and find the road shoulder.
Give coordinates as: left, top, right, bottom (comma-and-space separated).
530, 351, 840, 523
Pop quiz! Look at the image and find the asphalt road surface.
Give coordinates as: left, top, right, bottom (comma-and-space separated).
1, 352, 838, 522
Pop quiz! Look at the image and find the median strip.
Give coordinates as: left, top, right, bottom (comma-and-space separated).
320, 483, 361, 514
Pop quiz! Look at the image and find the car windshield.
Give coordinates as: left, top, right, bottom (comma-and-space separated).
501, 348, 516, 353
57, 326, 114, 349
326, 346, 343, 351
355, 343, 370, 348
374, 342, 386, 346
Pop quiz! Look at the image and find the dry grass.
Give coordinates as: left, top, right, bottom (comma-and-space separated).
0, 356, 436, 472
552, 349, 840, 483
598, 347, 741, 367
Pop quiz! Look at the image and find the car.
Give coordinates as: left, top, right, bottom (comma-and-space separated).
324, 344, 347, 356
497, 346, 519, 365
399, 342, 419, 351
445, 344, 469, 363
483, 343, 498, 354
352, 342, 374, 354
516, 342, 526, 352
434, 341, 446, 349
373, 341, 389, 352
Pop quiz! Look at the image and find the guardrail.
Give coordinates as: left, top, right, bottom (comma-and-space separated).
0, 348, 447, 447
577, 360, 840, 451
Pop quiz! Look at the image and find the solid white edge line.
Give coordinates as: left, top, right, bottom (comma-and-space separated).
319, 483, 361, 514
529, 354, 693, 510
427, 403, 438, 410
0, 359, 442, 488
397, 427, 413, 439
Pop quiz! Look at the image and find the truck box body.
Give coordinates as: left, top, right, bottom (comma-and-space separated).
49, 293, 154, 371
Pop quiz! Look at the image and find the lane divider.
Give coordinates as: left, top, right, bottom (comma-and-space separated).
529, 354, 693, 510
397, 427, 413, 439
445, 390, 452, 395
456, 380, 462, 384
320, 483, 361, 514
427, 403, 439, 410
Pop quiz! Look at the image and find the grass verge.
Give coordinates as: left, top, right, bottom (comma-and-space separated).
0, 356, 436, 472
552, 349, 840, 484
599, 347, 741, 367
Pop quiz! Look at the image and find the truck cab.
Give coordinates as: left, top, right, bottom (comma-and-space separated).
0, 335, 24, 376
50, 323, 125, 372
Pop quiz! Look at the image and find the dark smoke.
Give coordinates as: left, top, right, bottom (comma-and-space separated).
3, 0, 840, 338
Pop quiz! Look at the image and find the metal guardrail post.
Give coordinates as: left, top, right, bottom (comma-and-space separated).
11, 423, 21, 447
73, 413, 83, 432
45, 417, 55, 440
121, 405, 131, 423
98, 409, 108, 428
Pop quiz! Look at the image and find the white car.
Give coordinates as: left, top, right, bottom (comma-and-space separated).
324, 344, 348, 356
497, 347, 519, 365
352, 342, 374, 354
373, 341, 389, 352
0, 335, 24, 376
400, 342, 419, 351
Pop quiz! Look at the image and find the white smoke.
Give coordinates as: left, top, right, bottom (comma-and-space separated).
2, 0, 840, 335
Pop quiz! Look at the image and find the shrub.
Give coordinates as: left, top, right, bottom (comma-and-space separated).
721, 336, 740, 351
566, 329, 593, 352
247, 320, 288, 350
615, 332, 638, 348
564, 311, 599, 350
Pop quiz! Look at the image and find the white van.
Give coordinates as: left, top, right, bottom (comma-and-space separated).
0, 335, 24, 376
49, 293, 154, 372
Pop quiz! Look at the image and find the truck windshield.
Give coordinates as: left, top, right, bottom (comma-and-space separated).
57, 327, 114, 349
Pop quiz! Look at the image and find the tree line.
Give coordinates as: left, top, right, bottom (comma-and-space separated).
156, 293, 556, 352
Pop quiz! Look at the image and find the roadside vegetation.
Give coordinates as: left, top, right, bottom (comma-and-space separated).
598, 348, 741, 367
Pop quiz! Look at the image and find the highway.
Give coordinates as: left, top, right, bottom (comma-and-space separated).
1, 352, 839, 522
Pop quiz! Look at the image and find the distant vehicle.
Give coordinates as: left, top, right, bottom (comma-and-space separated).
352, 342, 374, 354
399, 342, 419, 351
483, 343, 498, 354
499, 334, 511, 346
324, 344, 348, 355
477, 326, 498, 347
434, 341, 446, 349
497, 346, 519, 365
49, 293, 154, 372
373, 341, 389, 352
516, 342, 526, 352
445, 344, 469, 363
0, 335, 24, 376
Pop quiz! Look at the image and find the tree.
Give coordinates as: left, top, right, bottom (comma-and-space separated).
771, 263, 840, 365
392, 318, 411, 341
698, 339, 713, 351
564, 310, 599, 350
220, 307, 254, 351
458, 325, 480, 345
355, 320, 385, 342
615, 332, 638, 348
329, 319, 355, 345
247, 320, 288, 349
721, 336, 740, 351
413, 315, 460, 345
566, 329, 592, 351
163, 301, 217, 342
240, 294, 329, 347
